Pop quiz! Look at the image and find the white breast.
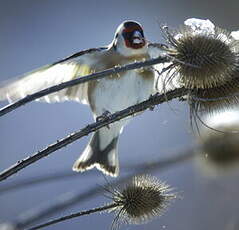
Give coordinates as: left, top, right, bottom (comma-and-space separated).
92, 69, 155, 117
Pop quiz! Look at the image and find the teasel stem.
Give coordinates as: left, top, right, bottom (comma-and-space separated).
0, 55, 169, 117
0, 149, 192, 230
25, 203, 117, 230
0, 170, 77, 194
0, 87, 188, 182
23, 174, 176, 230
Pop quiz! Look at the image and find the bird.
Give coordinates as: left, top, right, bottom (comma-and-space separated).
0, 20, 161, 177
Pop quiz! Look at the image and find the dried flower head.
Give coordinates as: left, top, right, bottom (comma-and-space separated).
196, 111, 239, 176
202, 131, 239, 164
108, 175, 176, 229
23, 175, 176, 230
161, 18, 239, 114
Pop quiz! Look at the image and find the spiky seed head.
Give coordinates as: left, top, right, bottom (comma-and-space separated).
162, 18, 239, 114
190, 76, 239, 114
107, 175, 176, 229
201, 130, 239, 165
196, 112, 239, 175
172, 30, 237, 89
164, 19, 238, 90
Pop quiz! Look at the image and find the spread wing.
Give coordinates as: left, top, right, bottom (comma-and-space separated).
0, 47, 107, 104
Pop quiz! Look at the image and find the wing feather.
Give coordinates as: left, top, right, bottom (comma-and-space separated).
0, 47, 107, 104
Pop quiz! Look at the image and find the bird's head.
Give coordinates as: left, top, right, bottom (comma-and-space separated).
111, 20, 147, 57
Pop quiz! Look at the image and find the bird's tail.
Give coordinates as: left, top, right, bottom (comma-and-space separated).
72, 129, 119, 177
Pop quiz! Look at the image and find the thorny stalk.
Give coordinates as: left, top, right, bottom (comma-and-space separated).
0, 55, 169, 117
25, 203, 118, 230
0, 87, 188, 182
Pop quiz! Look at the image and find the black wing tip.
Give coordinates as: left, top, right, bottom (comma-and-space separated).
53, 47, 108, 65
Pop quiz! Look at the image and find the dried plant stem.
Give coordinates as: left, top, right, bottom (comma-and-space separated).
25, 203, 117, 230
0, 87, 188, 182
25, 174, 176, 230
0, 171, 77, 194
6, 148, 194, 230
0, 56, 169, 117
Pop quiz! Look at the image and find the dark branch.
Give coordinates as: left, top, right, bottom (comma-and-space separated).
0, 171, 77, 194
0, 87, 188, 182
0, 56, 169, 117
14, 148, 194, 229
0, 164, 134, 194
12, 149, 192, 229
25, 203, 117, 230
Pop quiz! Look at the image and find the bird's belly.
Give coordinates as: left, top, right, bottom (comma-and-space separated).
91, 70, 155, 117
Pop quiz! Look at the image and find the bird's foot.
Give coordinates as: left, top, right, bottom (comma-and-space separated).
96, 110, 111, 129
149, 93, 158, 111
178, 95, 187, 102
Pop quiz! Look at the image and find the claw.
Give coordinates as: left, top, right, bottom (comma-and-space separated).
148, 94, 158, 111
96, 110, 111, 129
178, 96, 187, 102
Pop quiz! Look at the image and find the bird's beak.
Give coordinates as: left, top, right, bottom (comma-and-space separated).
132, 31, 145, 45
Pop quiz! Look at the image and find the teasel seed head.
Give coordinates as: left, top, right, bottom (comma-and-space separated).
108, 175, 176, 229
162, 18, 239, 114
196, 111, 239, 176
19, 175, 176, 230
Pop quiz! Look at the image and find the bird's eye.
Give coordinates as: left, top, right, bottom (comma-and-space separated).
122, 31, 131, 40
122, 26, 145, 49
122, 27, 144, 40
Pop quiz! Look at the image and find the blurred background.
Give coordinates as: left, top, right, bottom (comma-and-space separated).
0, 0, 239, 229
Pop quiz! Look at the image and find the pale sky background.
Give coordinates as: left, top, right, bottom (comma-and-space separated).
0, 1, 239, 230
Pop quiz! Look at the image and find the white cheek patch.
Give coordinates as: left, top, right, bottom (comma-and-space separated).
133, 38, 143, 44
